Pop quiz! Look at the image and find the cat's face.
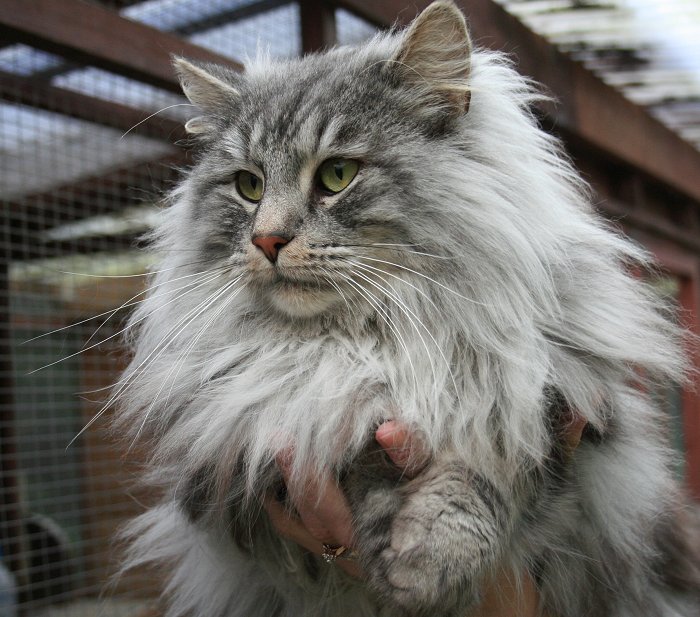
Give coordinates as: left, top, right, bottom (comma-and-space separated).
174, 3, 472, 319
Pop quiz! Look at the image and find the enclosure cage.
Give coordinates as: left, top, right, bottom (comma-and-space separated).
1, 1, 699, 616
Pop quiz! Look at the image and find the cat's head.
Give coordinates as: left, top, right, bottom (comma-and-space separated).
170, 1, 479, 320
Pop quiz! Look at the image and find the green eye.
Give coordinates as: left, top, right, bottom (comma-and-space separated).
237, 170, 264, 202
318, 159, 359, 194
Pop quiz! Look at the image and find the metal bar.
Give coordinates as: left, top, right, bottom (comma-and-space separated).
332, 0, 700, 207
0, 0, 242, 93
0, 71, 187, 143
299, 0, 337, 53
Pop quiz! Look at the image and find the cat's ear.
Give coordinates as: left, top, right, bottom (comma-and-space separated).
172, 57, 240, 133
393, 1, 473, 114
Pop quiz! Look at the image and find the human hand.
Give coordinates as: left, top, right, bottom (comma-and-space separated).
265, 416, 586, 615
264, 420, 428, 578
264, 452, 362, 578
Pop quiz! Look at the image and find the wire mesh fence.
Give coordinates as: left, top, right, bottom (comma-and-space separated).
0, 33, 179, 617
0, 2, 374, 615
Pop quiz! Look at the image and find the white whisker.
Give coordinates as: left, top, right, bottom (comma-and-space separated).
348, 266, 444, 412
337, 271, 421, 401
30, 269, 226, 376
112, 274, 242, 403
68, 272, 239, 448
131, 277, 247, 448
82, 265, 233, 348
353, 255, 490, 307
351, 261, 462, 411
120, 103, 196, 139
320, 270, 354, 316
24, 264, 231, 345
368, 243, 455, 260
339, 257, 441, 314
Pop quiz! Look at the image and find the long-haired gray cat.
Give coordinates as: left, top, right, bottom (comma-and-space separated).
114, 2, 700, 615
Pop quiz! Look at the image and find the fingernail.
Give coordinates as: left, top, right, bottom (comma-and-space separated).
391, 446, 412, 468
375, 420, 403, 447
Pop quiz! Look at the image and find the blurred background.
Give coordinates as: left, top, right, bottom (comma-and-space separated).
0, 1, 699, 615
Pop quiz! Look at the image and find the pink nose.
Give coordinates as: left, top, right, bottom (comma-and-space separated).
252, 234, 291, 263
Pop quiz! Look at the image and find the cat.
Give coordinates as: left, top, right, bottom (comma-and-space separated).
113, 2, 700, 616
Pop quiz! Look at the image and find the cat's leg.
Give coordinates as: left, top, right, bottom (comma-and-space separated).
349, 455, 513, 617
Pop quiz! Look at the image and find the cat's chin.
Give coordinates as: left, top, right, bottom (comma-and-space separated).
265, 283, 340, 319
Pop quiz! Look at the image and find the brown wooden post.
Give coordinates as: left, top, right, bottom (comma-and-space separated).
299, 0, 337, 53
0, 221, 27, 595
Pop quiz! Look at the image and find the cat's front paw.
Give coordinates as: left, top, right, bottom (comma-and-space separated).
359, 466, 503, 616
367, 513, 475, 617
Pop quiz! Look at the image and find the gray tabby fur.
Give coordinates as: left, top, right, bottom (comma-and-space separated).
114, 2, 700, 615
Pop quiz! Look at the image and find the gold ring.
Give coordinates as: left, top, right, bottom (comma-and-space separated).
321, 543, 357, 563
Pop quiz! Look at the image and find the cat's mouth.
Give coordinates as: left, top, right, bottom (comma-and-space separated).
249, 270, 340, 318
267, 271, 328, 290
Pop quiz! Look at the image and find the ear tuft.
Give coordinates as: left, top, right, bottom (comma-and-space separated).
172, 56, 240, 114
183, 116, 213, 135
394, 1, 473, 114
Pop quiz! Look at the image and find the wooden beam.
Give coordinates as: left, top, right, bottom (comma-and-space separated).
0, 71, 187, 143
29, 0, 290, 83
334, 0, 700, 207
95, 0, 144, 8
6, 230, 143, 261
0, 0, 242, 93
177, 0, 293, 37
598, 200, 700, 256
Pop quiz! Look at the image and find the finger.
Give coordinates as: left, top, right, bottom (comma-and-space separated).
276, 454, 354, 548
375, 420, 430, 478
559, 409, 588, 456
476, 569, 540, 617
562, 412, 588, 455
264, 495, 365, 578
264, 495, 322, 554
